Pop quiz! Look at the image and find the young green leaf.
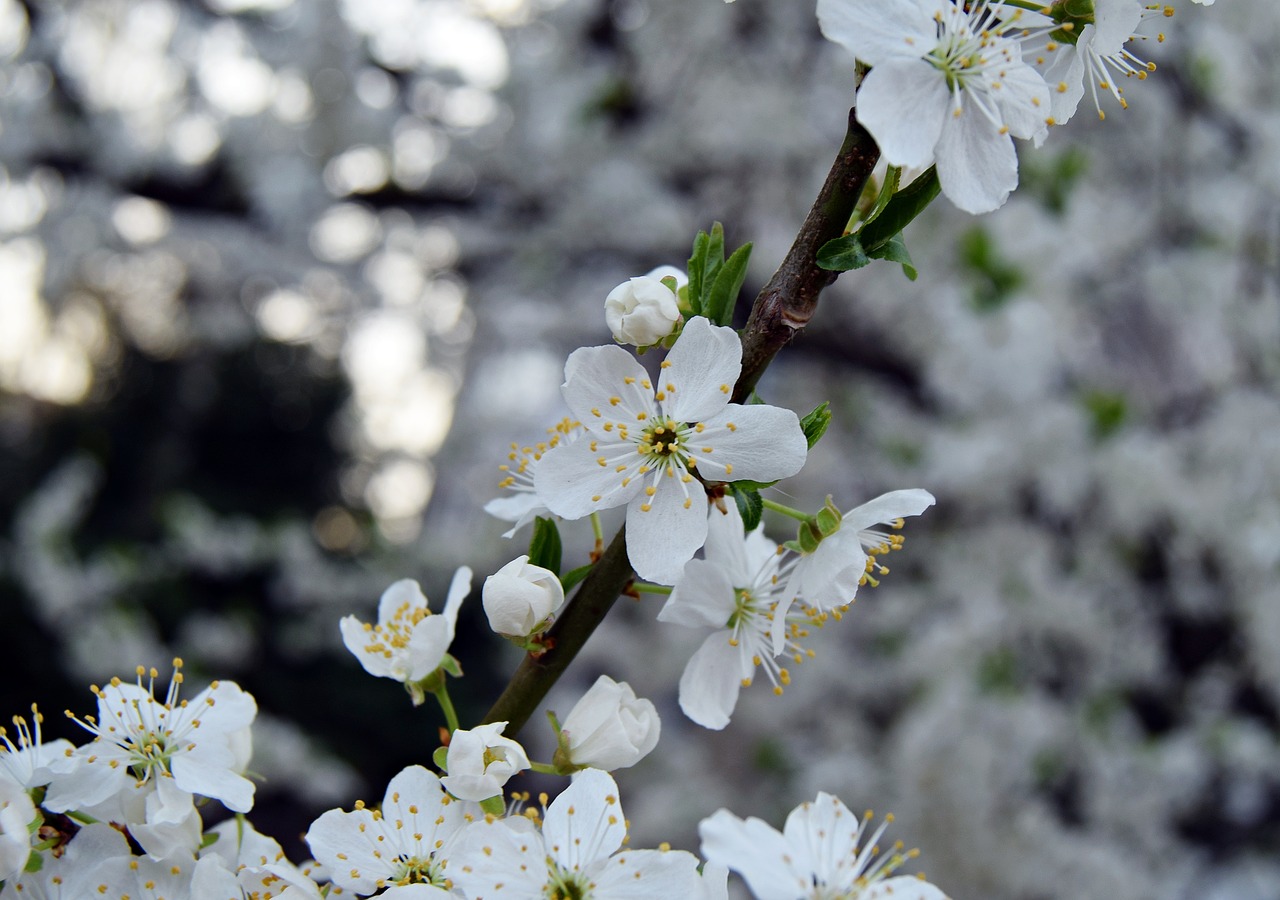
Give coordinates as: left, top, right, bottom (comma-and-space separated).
559, 563, 594, 593
867, 233, 918, 281
732, 487, 764, 533
687, 230, 709, 317
527, 517, 562, 576
704, 242, 752, 326
816, 234, 870, 272
799, 401, 832, 449
858, 166, 940, 254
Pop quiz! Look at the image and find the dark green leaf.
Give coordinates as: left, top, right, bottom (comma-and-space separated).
527, 517, 562, 575
704, 242, 752, 326
559, 563, 594, 593
732, 488, 763, 532
867, 233, 918, 281
728, 478, 778, 492
816, 234, 870, 272
799, 401, 832, 449
687, 230, 709, 317
858, 166, 940, 254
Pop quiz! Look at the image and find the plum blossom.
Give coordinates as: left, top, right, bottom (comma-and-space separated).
340, 569, 473, 704
775, 489, 935, 652
450, 768, 702, 898
818, 0, 1051, 213
605, 273, 682, 347
700, 792, 950, 900
482, 554, 565, 639
305, 765, 470, 895
535, 316, 807, 583
556, 675, 660, 771
484, 418, 582, 538
0, 704, 75, 789
440, 723, 530, 802
0, 773, 35, 883
658, 504, 814, 730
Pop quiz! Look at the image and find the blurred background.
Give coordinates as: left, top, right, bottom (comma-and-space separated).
2, 0, 1278, 896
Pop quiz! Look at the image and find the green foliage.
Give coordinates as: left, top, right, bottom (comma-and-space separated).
1082, 389, 1128, 440
799, 401, 832, 449
527, 517, 562, 575
559, 563, 594, 593
959, 226, 1024, 312
1022, 146, 1089, 216
687, 223, 753, 326
817, 167, 938, 280
976, 646, 1021, 696
732, 487, 764, 533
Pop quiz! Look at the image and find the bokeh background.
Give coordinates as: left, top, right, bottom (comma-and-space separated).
2, 0, 1279, 896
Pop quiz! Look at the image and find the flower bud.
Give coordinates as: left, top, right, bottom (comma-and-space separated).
483, 555, 565, 638
440, 722, 530, 802
605, 275, 681, 347
558, 676, 660, 772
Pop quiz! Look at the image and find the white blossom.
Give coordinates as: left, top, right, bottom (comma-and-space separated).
305, 765, 470, 895
482, 554, 565, 639
535, 316, 807, 583
339, 569, 473, 704
819, 0, 1051, 213
701, 792, 950, 899
0, 773, 35, 884
0, 705, 75, 789
605, 274, 682, 347
558, 675, 660, 771
440, 723, 529, 802
484, 418, 582, 539
450, 768, 702, 898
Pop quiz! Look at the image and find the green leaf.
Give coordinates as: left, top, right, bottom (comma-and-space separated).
432, 745, 449, 771
867, 233, 918, 281
799, 401, 832, 449
527, 517, 562, 575
704, 222, 726, 292
858, 166, 940, 254
559, 563, 594, 593
686, 230, 709, 317
732, 488, 763, 532
863, 164, 901, 228
815, 234, 871, 272
704, 242, 752, 326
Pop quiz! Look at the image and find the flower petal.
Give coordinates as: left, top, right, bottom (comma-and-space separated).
694, 404, 807, 483
661, 317, 740, 422
818, 0, 937, 64
935, 104, 1018, 214
543, 768, 626, 870
699, 808, 809, 898
560, 344, 655, 431
536, 437, 640, 519
625, 474, 708, 584
659, 558, 736, 628
678, 631, 748, 730
842, 488, 936, 532
856, 59, 949, 169
861, 877, 953, 900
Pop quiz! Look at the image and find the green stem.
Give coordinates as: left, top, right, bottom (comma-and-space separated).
528, 761, 558, 775
631, 583, 672, 595
433, 683, 460, 733
761, 498, 811, 521
590, 512, 604, 545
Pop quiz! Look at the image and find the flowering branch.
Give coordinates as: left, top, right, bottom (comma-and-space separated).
733, 108, 880, 404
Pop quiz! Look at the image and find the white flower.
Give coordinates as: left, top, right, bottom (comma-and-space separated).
450, 768, 702, 898
199, 818, 325, 899
484, 418, 582, 539
700, 792, 950, 900
776, 489, 935, 652
605, 275, 682, 347
658, 503, 812, 730
0, 773, 35, 883
535, 316, 807, 583
819, 0, 1051, 213
0, 704, 75, 789
482, 555, 565, 639
340, 569, 473, 703
2, 823, 132, 897
558, 675, 660, 771
305, 765, 470, 895
45, 661, 257, 823
440, 723, 530, 802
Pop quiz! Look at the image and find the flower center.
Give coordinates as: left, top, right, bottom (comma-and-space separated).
391, 855, 448, 888
545, 863, 592, 900
637, 417, 688, 467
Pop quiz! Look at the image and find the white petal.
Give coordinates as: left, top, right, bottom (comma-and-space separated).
377, 578, 429, 625
842, 489, 936, 532
305, 807, 383, 893
449, 817, 548, 898
661, 317, 740, 422
781, 792, 861, 887
695, 404, 807, 483
405, 615, 454, 681
442, 565, 473, 628
560, 344, 655, 429
543, 768, 626, 870
993, 56, 1052, 141
625, 475, 709, 584
172, 752, 256, 813
699, 809, 809, 898
678, 631, 747, 730
659, 558, 736, 628
340, 614, 396, 679
856, 60, 949, 169
861, 876, 953, 900
935, 104, 1018, 214
535, 438, 639, 519
590, 848, 703, 897
818, 0, 937, 64
703, 502, 750, 583
1042, 44, 1085, 125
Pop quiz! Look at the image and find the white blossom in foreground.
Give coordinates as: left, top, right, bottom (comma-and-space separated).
557, 675, 660, 771
818, 0, 1050, 213
305, 765, 469, 895
701, 792, 950, 900
440, 723, 530, 802
535, 316, 807, 583
605, 274, 683, 348
484, 419, 581, 538
44, 661, 256, 858
482, 555, 565, 639
1, 823, 131, 897
339, 569, 473, 704
451, 768, 702, 897
658, 504, 811, 730
0, 773, 35, 883
776, 489, 935, 652
198, 818, 325, 899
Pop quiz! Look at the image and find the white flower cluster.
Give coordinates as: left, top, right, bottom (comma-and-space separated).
817, 0, 1186, 213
